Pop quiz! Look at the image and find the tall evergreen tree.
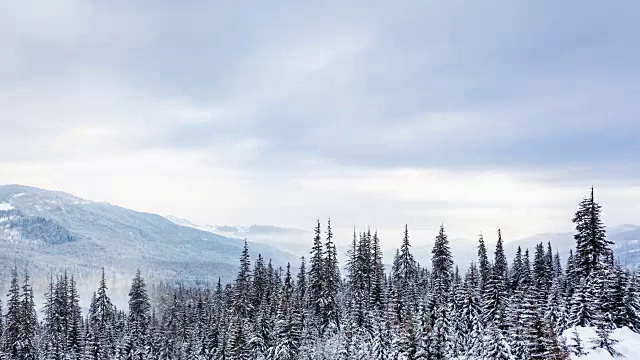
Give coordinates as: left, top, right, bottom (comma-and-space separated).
4, 266, 21, 359
573, 187, 612, 278
494, 229, 508, 284
323, 219, 341, 333
234, 240, 253, 319
126, 269, 151, 360
20, 270, 38, 360
308, 219, 324, 333
431, 224, 453, 303
370, 231, 386, 311
477, 233, 490, 290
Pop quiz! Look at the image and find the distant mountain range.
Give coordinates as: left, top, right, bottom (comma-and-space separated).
1, 184, 638, 285
165, 216, 313, 256
0, 184, 297, 283
409, 224, 640, 270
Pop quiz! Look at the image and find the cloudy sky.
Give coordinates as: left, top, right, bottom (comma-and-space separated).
1, 0, 639, 248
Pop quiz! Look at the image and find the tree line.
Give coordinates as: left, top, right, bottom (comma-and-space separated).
0, 188, 637, 359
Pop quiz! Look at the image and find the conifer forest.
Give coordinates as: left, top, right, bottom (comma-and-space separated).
0, 188, 637, 359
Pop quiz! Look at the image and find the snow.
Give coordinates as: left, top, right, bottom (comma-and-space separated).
0, 202, 14, 211
564, 326, 640, 359
12, 192, 25, 198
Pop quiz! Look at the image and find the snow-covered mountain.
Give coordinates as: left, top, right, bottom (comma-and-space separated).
505, 224, 640, 267
400, 225, 640, 270
0, 184, 297, 283
165, 215, 315, 257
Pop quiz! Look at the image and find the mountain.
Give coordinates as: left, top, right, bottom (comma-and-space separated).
395, 225, 640, 270
165, 215, 316, 257
0, 184, 296, 283
505, 224, 640, 267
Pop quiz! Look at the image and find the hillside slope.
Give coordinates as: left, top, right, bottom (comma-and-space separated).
0, 184, 296, 283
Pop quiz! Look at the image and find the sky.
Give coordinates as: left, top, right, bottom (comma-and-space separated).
1, 0, 640, 248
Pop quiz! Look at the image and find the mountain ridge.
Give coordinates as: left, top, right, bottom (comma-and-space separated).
0, 184, 297, 283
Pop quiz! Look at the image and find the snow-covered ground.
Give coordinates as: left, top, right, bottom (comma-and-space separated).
0, 202, 14, 211
564, 326, 640, 359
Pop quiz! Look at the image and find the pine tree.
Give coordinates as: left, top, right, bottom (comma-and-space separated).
494, 229, 508, 285
510, 246, 523, 292
370, 310, 392, 360
323, 219, 341, 333
4, 266, 21, 359
126, 269, 151, 360
483, 235, 509, 329
268, 263, 301, 360
20, 270, 38, 360
477, 233, 490, 291
394, 225, 418, 317
534, 242, 551, 293
308, 219, 324, 334
429, 302, 450, 360
370, 231, 385, 311
68, 276, 83, 359
482, 324, 514, 360
234, 240, 253, 319
573, 187, 612, 278
86, 269, 116, 360
591, 315, 620, 356
431, 224, 453, 303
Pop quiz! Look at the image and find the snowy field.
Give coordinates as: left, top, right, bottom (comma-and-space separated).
564, 326, 640, 359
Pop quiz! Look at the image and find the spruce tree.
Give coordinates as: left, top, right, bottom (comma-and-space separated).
234, 240, 253, 319
127, 269, 151, 360
494, 229, 508, 285
68, 276, 83, 359
4, 266, 21, 359
573, 187, 611, 278
308, 219, 324, 333
370, 231, 385, 311
20, 270, 38, 360
477, 233, 490, 291
431, 224, 453, 303
323, 219, 341, 333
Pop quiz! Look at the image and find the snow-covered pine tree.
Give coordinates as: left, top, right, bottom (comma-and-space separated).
482, 323, 514, 360
393, 225, 418, 320
229, 315, 250, 360
308, 219, 324, 334
568, 276, 596, 328
4, 266, 22, 358
252, 254, 268, 313
510, 246, 523, 292
483, 232, 509, 330
428, 302, 450, 360
268, 263, 301, 360
68, 276, 83, 359
371, 231, 386, 312
494, 229, 509, 285
370, 309, 392, 360
477, 233, 490, 291
20, 270, 38, 360
394, 310, 418, 360
534, 243, 552, 294
125, 269, 151, 360
460, 263, 483, 358
622, 271, 640, 332
234, 240, 253, 320
323, 219, 341, 334
591, 312, 620, 356
573, 187, 612, 279
564, 250, 577, 301
431, 224, 453, 304
86, 269, 116, 360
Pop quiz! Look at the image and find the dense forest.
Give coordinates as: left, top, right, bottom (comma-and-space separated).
0, 188, 637, 359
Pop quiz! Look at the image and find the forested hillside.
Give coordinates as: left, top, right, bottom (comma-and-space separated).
0, 188, 637, 359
